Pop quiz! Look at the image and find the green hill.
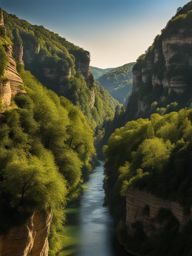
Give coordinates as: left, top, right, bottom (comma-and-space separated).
90, 66, 113, 79
97, 63, 135, 104
4, 11, 119, 128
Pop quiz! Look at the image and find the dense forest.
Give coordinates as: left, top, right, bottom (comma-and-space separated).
0, 16, 97, 254
90, 66, 113, 80
104, 108, 192, 255
0, 66, 95, 254
97, 63, 134, 104
1, 1, 192, 256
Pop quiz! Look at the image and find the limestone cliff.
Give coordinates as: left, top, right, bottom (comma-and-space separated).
0, 210, 52, 256
0, 15, 25, 113
125, 2, 192, 120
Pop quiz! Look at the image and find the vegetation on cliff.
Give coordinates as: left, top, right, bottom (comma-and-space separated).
101, 0, 192, 160
117, 1, 192, 123
3, 11, 119, 128
104, 108, 192, 255
0, 66, 94, 254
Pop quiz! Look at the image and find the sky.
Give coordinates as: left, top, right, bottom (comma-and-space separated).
0, 0, 190, 68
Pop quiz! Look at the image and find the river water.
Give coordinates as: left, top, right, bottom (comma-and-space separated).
60, 163, 129, 256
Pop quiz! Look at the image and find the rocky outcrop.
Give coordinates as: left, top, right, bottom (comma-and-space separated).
4, 44, 24, 92
126, 3, 192, 119
126, 189, 191, 237
0, 210, 52, 256
14, 39, 24, 65
0, 10, 25, 112
0, 43, 25, 112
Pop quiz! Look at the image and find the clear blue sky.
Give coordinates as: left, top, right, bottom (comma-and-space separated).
0, 0, 190, 68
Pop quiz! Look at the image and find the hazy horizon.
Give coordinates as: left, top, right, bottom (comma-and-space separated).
0, 0, 189, 68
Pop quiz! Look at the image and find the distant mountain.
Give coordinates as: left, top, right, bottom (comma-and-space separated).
90, 66, 113, 79
96, 63, 135, 104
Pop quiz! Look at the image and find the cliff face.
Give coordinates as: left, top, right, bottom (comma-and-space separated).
126, 3, 192, 119
0, 42, 25, 113
126, 189, 191, 237
0, 210, 52, 256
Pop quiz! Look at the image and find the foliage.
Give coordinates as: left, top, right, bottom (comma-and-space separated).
104, 108, 192, 254
90, 66, 112, 80
0, 68, 94, 255
97, 63, 135, 104
3, 10, 119, 128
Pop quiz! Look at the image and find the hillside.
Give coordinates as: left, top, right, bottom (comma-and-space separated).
0, 10, 96, 255
3, 10, 119, 128
104, 2, 192, 255
97, 63, 134, 104
90, 66, 112, 79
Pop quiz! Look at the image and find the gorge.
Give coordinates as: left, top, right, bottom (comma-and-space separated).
1, 1, 192, 256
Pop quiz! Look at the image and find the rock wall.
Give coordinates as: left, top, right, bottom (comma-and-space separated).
4, 44, 24, 92
126, 4, 192, 119
126, 188, 191, 237
0, 210, 52, 256
14, 39, 24, 65
0, 43, 25, 112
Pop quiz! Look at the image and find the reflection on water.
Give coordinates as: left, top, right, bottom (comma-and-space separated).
59, 163, 129, 256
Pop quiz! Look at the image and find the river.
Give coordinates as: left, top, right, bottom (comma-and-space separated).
59, 162, 129, 256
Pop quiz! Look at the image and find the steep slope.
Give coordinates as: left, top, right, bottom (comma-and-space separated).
98, 63, 134, 104
3, 10, 119, 128
104, 2, 192, 255
124, 2, 192, 120
102, 1, 192, 149
0, 12, 95, 255
0, 11, 25, 112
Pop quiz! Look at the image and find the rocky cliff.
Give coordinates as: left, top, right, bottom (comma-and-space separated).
0, 14, 25, 112
0, 210, 52, 256
126, 189, 191, 237
0, 12, 53, 255
125, 2, 192, 120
